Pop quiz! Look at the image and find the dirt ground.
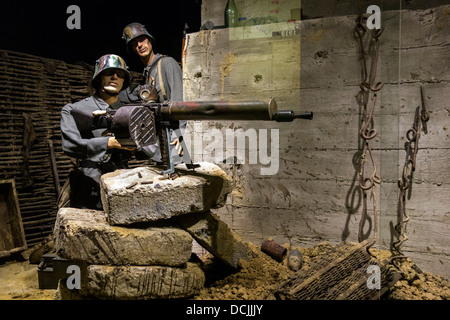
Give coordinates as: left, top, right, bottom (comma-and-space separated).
1, 241, 449, 300
0, 257, 57, 300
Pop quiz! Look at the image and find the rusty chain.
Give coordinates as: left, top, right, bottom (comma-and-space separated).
392, 86, 430, 263
355, 12, 384, 249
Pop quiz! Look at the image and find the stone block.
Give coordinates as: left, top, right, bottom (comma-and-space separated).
100, 162, 233, 225
175, 210, 257, 269
80, 263, 205, 299
54, 207, 192, 266
55, 279, 85, 300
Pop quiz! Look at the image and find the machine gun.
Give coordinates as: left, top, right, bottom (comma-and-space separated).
71, 98, 313, 175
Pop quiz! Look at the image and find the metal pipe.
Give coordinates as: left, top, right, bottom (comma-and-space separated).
261, 239, 287, 262
161, 98, 278, 121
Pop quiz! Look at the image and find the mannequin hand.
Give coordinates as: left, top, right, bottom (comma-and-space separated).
170, 138, 183, 156
107, 137, 135, 151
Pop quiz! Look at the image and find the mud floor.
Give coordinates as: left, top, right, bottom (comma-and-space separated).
0, 241, 449, 300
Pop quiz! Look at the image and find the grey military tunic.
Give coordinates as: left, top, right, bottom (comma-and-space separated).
60, 95, 155, 209
143, 53, 183, 102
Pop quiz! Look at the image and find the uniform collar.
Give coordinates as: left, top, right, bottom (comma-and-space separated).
143, 53, 161, 76
92, 95, 122, 110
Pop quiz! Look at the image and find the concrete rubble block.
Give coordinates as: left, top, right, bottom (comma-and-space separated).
79, 262, 205, 299
54, 207, 193, 266
100, 162, 233, 225
174, 210, 257, 269
55, 280, 85, 300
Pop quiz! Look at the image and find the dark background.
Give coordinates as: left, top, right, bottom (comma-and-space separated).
1, 0, 202, 72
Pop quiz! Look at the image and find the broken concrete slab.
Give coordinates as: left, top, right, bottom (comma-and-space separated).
79, 262, 205, 299
174, 210, 257, 269
54, 208, 193, 266
100, 162, 233, 225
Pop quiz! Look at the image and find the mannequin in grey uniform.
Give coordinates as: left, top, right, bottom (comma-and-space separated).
120, 22, 184, 162
60, 54, 155, 210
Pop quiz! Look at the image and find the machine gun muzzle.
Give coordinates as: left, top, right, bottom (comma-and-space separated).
272, 110, 314, 122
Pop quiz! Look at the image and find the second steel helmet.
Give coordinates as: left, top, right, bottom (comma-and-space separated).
92, 54, 131, 90
122, 22, 155, 48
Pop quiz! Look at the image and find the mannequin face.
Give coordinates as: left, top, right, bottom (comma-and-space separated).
99, 69, 125, 94
130, 35, 154, 65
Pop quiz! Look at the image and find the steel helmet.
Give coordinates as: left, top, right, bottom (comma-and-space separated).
122, 22, 155, 48
92, 54, 131, 90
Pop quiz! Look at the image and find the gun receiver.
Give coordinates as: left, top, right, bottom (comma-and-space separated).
71, 98, 313, 175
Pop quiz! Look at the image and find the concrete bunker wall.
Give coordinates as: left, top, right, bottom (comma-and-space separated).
182, 2, 450, 279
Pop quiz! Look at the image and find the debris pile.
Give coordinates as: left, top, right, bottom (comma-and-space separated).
53, 162, 255, 300
196, 241, 450, 300
385, 256, 450, 300
275, 241, 401, 300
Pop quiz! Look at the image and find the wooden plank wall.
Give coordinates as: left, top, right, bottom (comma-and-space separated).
183, 3, 450, 279
0, 50, 90, 247
0, 50, 144, 248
